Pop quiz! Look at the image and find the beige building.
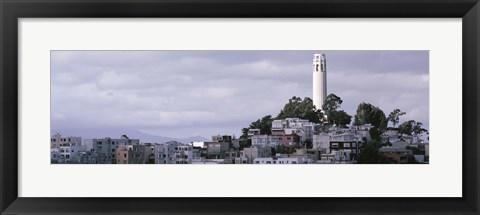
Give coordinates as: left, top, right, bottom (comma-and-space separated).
51, 133, 82, 149
116, 145, 147, 164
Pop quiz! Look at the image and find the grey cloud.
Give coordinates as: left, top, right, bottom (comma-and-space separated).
51, 50, 429, 139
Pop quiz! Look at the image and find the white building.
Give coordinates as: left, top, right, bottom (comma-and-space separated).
240, 146, 272, 164
271, 118, 315, 141
154, 141, 193, 164
312, 133, 330, 154
247, 129, 261, 137
58, 145, 87, 164
312, 53, 327, 110
251, 135, 280, 147
50, 133, 86, 163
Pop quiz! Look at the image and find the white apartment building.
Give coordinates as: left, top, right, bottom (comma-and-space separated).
251, 135, 280, 147
239, 146, 272, 164
271, 118, 315, 141
58, 145, 87, 164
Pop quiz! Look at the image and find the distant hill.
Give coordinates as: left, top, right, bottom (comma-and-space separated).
51, 128, 209, 144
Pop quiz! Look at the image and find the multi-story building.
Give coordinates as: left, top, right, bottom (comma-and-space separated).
205, 142, 230, 159
223, 149, 239, 164
58, 145, 87, 163
312, 133, 330, 154
51, 149, 59, 163
271, 118, 315, 141
77, 151, 96, 164
237, 146, 272, 164
212, 135, 232, 143
277, 133, 300, 146
329, 132, 364, 160
251, 135, 280, 147
247, 129, 261, 137
50, 133, 86, 164
154, 141, 193, 164
51, 133, 82, 149
92, 135, 140, 164
143, 143, 155, 164
116, 145, 148, 164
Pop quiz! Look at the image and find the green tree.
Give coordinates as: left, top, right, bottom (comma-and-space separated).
240, 115, 274, 139
357, 140, 389, 164
369, 127, 383, 142
398, 120, 414, 135
412, 121, 428, 135
398, 120, 428, 136
387, 109, 406, 128
277, 96, 323, 123
321, 93, 352, 127
328, 110, 352, 127
322, 93, 343, 116
353, 102, 388, 132
238, 138, 251, 150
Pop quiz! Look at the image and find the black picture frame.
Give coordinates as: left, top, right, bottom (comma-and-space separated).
1, 0, 479, 214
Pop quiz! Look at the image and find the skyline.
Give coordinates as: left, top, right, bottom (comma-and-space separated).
51, 50, 429, 139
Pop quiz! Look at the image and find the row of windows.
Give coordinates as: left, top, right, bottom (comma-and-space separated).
331, 143, 360, 148
255, 160, 297, 164
51, 138, 72, 142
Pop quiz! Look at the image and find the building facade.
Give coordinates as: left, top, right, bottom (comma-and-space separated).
92, 136, 140, 164
154, 141, 193, 164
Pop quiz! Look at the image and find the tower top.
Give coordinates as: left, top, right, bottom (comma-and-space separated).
313, 54, 326, 73
313, 54, 326, 63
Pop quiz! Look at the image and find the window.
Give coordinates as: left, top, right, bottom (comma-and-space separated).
124, 154, 127, 158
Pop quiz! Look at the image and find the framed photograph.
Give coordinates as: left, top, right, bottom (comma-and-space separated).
1, 0, 479, 214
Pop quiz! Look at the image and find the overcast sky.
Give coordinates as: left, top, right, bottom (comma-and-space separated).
51, 50, 429, 139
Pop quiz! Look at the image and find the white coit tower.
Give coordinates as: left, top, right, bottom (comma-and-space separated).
313, 53, 327, 111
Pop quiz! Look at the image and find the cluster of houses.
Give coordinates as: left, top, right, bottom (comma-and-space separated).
51, 118, 429, 164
